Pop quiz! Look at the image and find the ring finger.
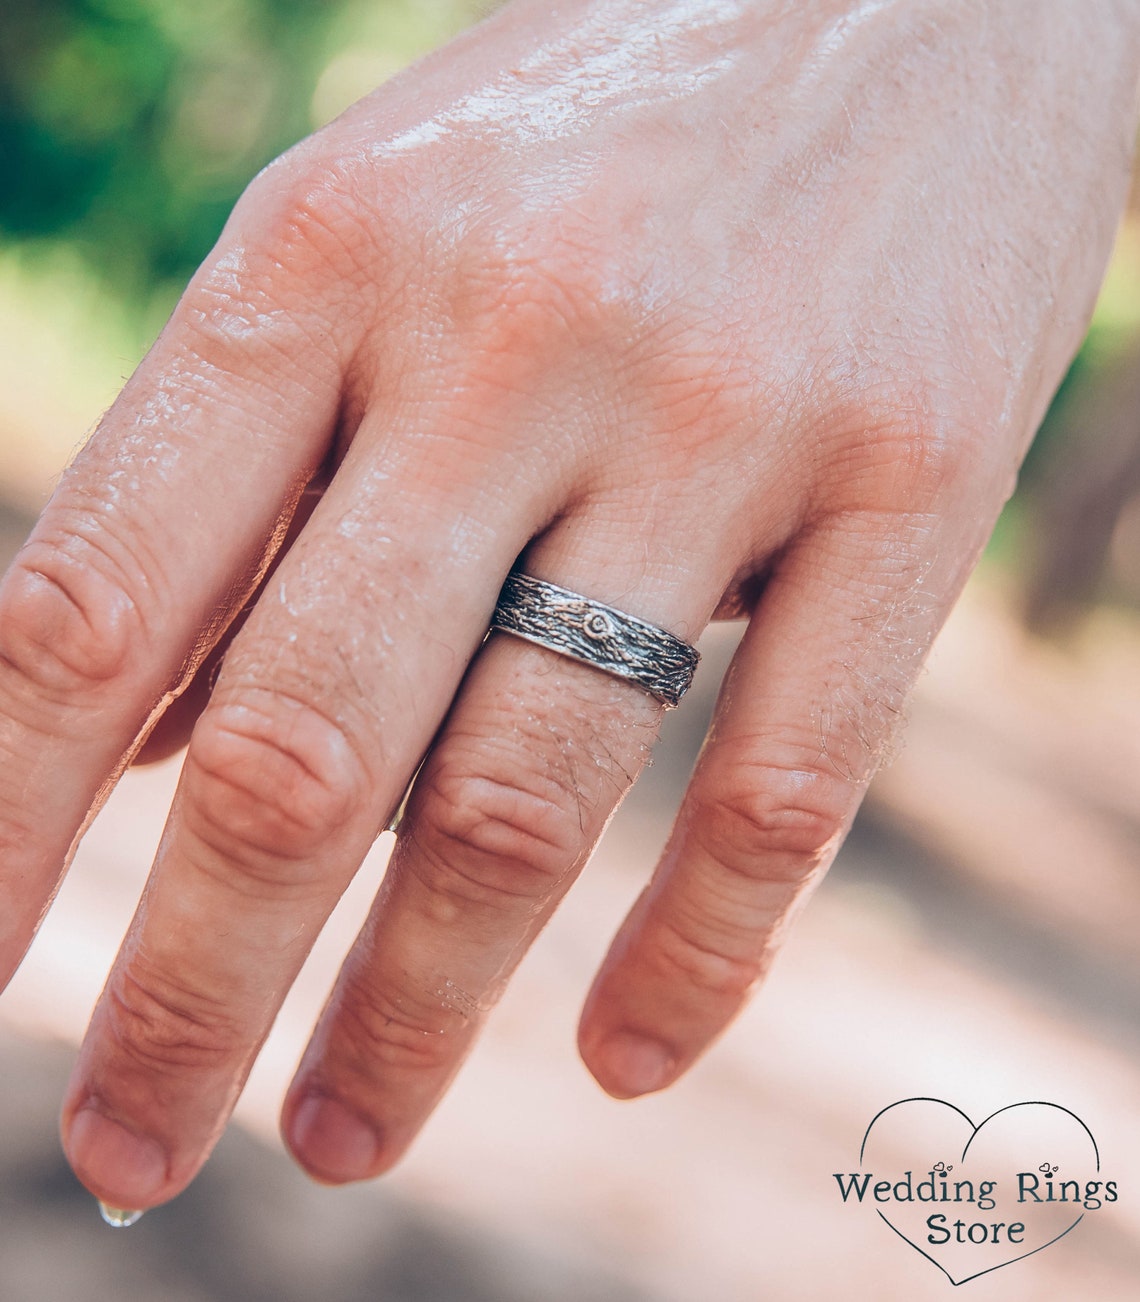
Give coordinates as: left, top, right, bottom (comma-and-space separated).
280, 514, 734, 1183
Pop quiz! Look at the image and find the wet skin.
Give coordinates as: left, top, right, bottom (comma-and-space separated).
0, 0, 1135, 1211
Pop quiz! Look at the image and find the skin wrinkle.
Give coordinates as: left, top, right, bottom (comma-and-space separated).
390, 656, 660, 1013
199, 684, 378, 810
227, 161, 400, 343
222, 629, 395, 777
51, 482, 175, 609
413, 779, 574, 900
177, 294, 335, 417
260, 172, 382, 291
335, 977, 462, 1059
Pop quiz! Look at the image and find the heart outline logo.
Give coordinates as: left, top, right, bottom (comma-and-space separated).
854, 1098, 1103, 1286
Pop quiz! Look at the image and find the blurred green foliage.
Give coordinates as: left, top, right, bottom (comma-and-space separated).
0, 0, 482, 308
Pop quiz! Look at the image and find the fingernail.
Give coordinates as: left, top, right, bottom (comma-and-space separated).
596, 1031, 676, 1097
67, 1107, 168, 1207
98, 1202, 145, 1228
289, 1094, 380, 1183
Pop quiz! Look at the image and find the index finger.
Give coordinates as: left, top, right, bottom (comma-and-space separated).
0, 179, 346, 986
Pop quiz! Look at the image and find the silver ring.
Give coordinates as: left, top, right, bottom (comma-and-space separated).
489, 570, 699, 708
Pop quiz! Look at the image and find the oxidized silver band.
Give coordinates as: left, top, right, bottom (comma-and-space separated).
489, 570, 699, 708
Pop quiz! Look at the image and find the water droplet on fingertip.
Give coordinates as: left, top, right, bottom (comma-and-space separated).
98, 1200, 145, 1228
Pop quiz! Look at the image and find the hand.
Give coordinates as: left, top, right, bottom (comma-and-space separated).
1, 0, 1135, 1211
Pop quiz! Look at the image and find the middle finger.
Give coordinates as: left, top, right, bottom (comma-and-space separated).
59, 415, 563, 1212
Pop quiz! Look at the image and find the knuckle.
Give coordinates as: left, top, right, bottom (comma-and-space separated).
696, 757, 850, 880
238, 149, 374, 277
0, 524, 153, 695
408, 748, 584, 911
102, 962, 243, 1077
184, 691, 367, 885
497, 232, 599, 326
451, 218, 622, 367
239, 149, 364, 266
653, 916, 764, 1004
892, 414, 984, 501
336, 979, 466, 1075
448, 211, 749, 455
831, 385, 989, 511
179, 159, 376, 377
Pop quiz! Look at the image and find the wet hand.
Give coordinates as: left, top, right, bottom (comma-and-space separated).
0, 0, 1134, 1210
